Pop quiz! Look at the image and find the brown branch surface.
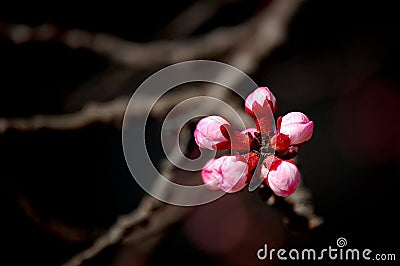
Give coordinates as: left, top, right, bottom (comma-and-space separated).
0, 20, 246, 67
0, 98, 128, 133
0, 89, 203, 133
61, 196, 161, 266
264, 182, 324, 232
157, 0, 239, 38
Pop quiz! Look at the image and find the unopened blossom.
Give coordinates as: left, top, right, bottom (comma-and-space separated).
201, 155, 250, 193
194, 116, 231, 150
245, 87, 277, 117
261, 157, 300, 197
278, 112, 314, 145
195, 86, 314, 198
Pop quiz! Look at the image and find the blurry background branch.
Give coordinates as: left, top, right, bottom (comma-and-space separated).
0, 0, 302, 133
5, 179, 101, 243
0, 1, 298, 69
0, 14, 249, 68
157, 0, 240, 39
0, 89, 203, 133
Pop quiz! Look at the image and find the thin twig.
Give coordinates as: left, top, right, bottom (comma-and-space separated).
61, 196, 161, 266
0, 98, 128, 133
0, 89, 202, 133
7, 181, 100, 243
0, 20, 247, 67
65, 0, 231, 110
157, 0, 239, 38
263, 181, 324, 232
62, 129, 193, 266
64, 64, 136, 112
285, 182, 324, 230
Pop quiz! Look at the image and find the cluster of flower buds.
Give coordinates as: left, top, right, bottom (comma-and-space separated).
194, 87, 314, 197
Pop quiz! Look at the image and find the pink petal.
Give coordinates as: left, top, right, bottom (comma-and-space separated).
267, 159, 300, 197
195, 116, 230, 150
279, 112, 314, 145
201, 155, 249, 193
245, 87, 277, 115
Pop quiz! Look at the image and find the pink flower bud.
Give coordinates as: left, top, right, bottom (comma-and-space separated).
201, 155, 249, 193
278, 112, 314, 145
194, 116, 231, 150
261, 157, 300, 197
245, 87, 277, 116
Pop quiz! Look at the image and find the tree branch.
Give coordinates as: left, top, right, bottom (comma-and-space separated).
0, 19, 246, 67
157, 0, 239, 38
0, 89, 202, 133
61, 196, 161, 266
7, 180, 100, 243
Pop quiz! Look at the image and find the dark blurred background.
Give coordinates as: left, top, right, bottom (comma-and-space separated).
0, 1, 399, 265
